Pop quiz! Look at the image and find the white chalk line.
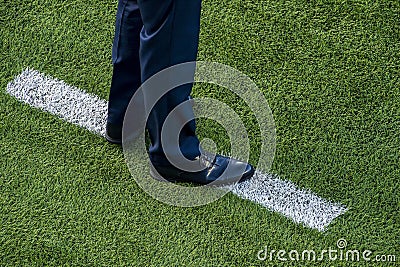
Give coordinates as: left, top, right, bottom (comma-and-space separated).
6, 68, 347, 231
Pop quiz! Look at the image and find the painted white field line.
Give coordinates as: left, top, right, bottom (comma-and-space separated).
6, 68, 347, 231
7, 68, 108, 136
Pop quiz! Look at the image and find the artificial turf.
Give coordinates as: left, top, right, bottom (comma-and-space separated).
1, 0, 399, 266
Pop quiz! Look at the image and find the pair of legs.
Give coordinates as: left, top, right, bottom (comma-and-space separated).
107, 0, 202, 165
106, 0, 255, 184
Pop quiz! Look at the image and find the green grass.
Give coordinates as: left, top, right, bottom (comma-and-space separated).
1, 0, 399, 266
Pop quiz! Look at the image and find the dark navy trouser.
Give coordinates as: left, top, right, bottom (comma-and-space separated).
107, 0, 202, 165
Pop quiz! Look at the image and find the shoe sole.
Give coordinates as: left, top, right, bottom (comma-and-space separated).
149, 167, 255, 187
105, 132, 122, 145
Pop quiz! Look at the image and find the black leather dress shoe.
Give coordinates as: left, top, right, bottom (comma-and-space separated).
105, 122, 122, 144
150, 153, 255, 186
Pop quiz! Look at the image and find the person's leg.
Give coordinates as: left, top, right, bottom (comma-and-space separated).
137, 0, 202, 165
106, 0, 142, 143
